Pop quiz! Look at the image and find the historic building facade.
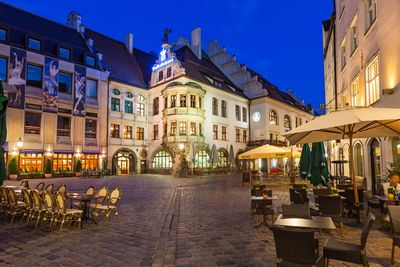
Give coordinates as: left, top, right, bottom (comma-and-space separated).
322, 0, 400, 192
0, 3, 315, 177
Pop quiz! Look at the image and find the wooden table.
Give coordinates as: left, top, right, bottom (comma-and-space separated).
274, 214, 336, 230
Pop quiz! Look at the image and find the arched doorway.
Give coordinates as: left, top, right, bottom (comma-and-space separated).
194, 149, 209, 169
112, 149, 136, 175
217, 148, 228, 168
369, 138, 381, 194
151, 150, 173, 170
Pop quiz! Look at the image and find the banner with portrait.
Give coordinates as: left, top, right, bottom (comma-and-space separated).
7, 47, 26, 109
73, 65, 86, 117
43, 57, 59, 113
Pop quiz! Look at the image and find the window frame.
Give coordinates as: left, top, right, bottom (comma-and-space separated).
136, 127, 144, 140
212, 98, 218, 116
111, 97, 121, 112
85, 54, 96, 68
110, 124, 120, 138
123, 125, 133, 139
27, 37, 42, 52
56, 115, 71, 137
58, 71, 72, 94
124, 100, 133, 114
24, 111, 41, 135
85, 119, 97, 139
85, 78, 98, 99
58, 47, 71, 60
213, 125, 218, 140
221, 100, 227, 118
26, 63, 43, 88
269, 110, 278, 125
365, 54, 380, 106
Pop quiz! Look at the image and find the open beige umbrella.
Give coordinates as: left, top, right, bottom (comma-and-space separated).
283, 107, 400, 204
238, 144, 291, 160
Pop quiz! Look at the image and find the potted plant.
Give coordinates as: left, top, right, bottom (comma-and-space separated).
75, 159, 82, 177
262, 189, 269, 199
44, 158, 52, 178
8, 157, 18, 180
388, 186, 397, 200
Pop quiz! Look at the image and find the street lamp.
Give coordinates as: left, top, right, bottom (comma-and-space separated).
16, 137, 23, 178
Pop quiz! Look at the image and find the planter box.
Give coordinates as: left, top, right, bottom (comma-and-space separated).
44, 173, 52, 178
8, 174, 17, 180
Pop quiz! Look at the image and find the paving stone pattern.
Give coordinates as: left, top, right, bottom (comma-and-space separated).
0, 174, 398, 266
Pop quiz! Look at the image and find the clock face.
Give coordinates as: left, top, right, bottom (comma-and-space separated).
252, 112, 261, 122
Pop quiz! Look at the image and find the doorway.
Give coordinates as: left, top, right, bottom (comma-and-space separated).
112, 149, 136, 175
369, 138, 381, 194
118, 157, 129, 174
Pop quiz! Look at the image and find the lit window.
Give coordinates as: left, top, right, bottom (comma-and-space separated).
170, 122, 177, 135
138, 95, 145, 102
242, 107, 247, 122
125, 100, 133, 114
180, 94, 187, 107
365, 0, 376, 30
212, 98, 218, 115
171, 95, 176, 108
365, 55, 379, 105
24, 112, 41, 135
53, 153, 73, 171
179, 121, 186, 135
153, 97, 159, 115
111, 98, 120, 112
284, 115, 291, 131
137, 103, 145, 116
124, 126, 132, 139
194, 149, 209, 168
136, 127, 144, 140
85, 55, 95, 67
269, 110, 278, 125
28, 38, 41, 50
152, 150, 172, 169
351, 75, 362, 107
190, 95, 196, 108
59, 72, 72, 94
235, 105, 241, 121
153, 124, 159, 140
0, 57, 7, 81
221, 126, 227, 141
86, 78, 98, 98
110, 124, 120, 138
59, 47, 70, 60
350, 16, 358, 54
27, 64, 43, 88
217, 150, 228, 167
20, 153, 43, 172
189, 122, 196, 135
221, 100, 227, 117
81, 154, 98, 170
57, 116, 70, 137
213, 125, 218, 140
236, 129, 241, 142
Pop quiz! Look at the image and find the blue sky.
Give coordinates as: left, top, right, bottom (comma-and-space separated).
4, 0, 333, 108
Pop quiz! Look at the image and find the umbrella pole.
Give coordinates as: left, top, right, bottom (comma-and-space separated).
349, 134, 359, 204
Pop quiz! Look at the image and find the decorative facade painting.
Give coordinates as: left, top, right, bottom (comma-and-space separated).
73, 65, 86, 117
43, 57, 58, 113
7, 47, 26, 109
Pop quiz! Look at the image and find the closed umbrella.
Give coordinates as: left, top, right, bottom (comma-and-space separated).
209, 144, 219, 168
299, 144, 311, 180
0, 82, 8, 185
283, 107, 400, 204
308, 142, 329, 186
228, 144, 235, 169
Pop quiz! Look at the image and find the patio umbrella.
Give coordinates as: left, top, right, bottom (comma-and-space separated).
283, 107, 400, 204
209, 144, 219, 168
228, 144, 235, 168
0, 82, 8, 185
308, 142, 329, 186
238, 144, 291, 160
299, 143, 311, 180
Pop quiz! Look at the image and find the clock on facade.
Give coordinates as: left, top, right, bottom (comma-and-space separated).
252, 112, 261, 122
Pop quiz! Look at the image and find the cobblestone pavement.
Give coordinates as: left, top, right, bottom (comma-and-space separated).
1, 174, 399, 266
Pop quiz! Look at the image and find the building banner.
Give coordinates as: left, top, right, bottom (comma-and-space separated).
7, 47, 26, 109
73, 65, 86, 117
43, 57, 58, 113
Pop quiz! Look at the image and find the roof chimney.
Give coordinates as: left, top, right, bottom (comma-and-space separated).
125, 33, 133, 54
191, 28, 202, 60
66, 11, 82, 33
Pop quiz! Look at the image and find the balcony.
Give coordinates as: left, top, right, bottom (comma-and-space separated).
247, 139, 288, 148
163, 134, 205, 144
163, 107, 205, 117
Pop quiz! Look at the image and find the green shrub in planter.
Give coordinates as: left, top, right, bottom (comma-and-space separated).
75, 160, 82, 173
45, 159, 52, 174
8, 158, 18, 175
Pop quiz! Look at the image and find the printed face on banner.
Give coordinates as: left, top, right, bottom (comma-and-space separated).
73, 65, 86, 117
7, 48, 26, 109
43, 57, 59, 113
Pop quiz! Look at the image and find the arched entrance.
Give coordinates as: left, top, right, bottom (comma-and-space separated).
369, 138, 381, 194
112, 149, 136, 175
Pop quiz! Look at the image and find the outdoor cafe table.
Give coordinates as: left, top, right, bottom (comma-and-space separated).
274, 214, 336, 230
373, 195, 400, 205
67, 193, 98, 223
251, 196, 278, 200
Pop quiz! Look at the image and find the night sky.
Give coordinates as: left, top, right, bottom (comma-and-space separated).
3, 0, 333, 108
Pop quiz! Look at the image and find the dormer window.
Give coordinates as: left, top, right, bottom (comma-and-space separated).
0, 28, 6, 42
28, 38, 41, 51
158, 70, 164, 81
59, 47, 71, 60
85, 55, 95, 67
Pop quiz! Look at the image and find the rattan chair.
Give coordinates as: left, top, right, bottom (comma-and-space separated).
272, 226, 324, 266
72, 186, 95, 208
56, 184, 67, 197
21, 189, 33, 223
42, 191, 57, 231
31, 190, 45, 228
54, 192, 82, 231
19, 180, 30, 189
318, 195, 343, 236
0, 187, 7, 214
35, 182, 45, 191
388, 206, 400, 264
8, 189, 25, 223
91, 188, 121, 222
282, 204, 311, 219
44, 184, 53, 194
323, 213, 375, 266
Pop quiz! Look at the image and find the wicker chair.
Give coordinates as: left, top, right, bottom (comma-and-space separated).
91, 188, 121, 222
31, 190, 45, 228
56, 184, 67, 197
19, 180, 30, 189
282, 204, 311, 219
35, 182, 45, 191
42, 191, 57, 231
272, 226, 324, 266
72, 186, 96, 208
8, 189, 25, 223
388, 206, 400, 265
44, 184, 53, 194
318, 195, 343, 235
54, 192, 82, 231
323, 213, 375, 266
21, 189, 34, 223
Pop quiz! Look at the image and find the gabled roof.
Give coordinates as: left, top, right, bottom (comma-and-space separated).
85, 29, 155, 88
174, 46, 246, 98
0, 2, 91, 66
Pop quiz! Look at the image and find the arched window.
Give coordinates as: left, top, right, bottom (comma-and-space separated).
392, 137, 400, 162
153, 97, 159, 115
138, 95, 145, 102
269, 110, 278, 125
284, 115, 291, 131
152, 150, 172, 169
217, 149, 228, 167
194, 149, 209, 168
212, 98, 218, 116
221, 100, 227, 118
354, 143, 364, 177
137, 95, 145, 116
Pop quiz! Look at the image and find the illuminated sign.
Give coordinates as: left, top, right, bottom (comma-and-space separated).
152, 58, 175, 71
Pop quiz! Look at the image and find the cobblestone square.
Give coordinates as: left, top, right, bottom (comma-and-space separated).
0, 174, 398, 266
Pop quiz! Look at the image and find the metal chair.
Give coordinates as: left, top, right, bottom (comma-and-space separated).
282, 204, 311, 219
318, 195, 343, 235
56, 184, 67, 197
42, 191, 57, 231
54, 192, 82, 231
323, 213, 375, 266
21, 189, 33, 223
272, 226, 324, 266
388, 206, 400, 265
289, 188, 309, 204
91, 188, 121, 222
19, 180, 29, 189
8, 189, 25, 223
35, 182, 45, 191
253, 199, 274, 226
31, 190, 45, 228
72, 186, 96, 208
44, 184, 53, 194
